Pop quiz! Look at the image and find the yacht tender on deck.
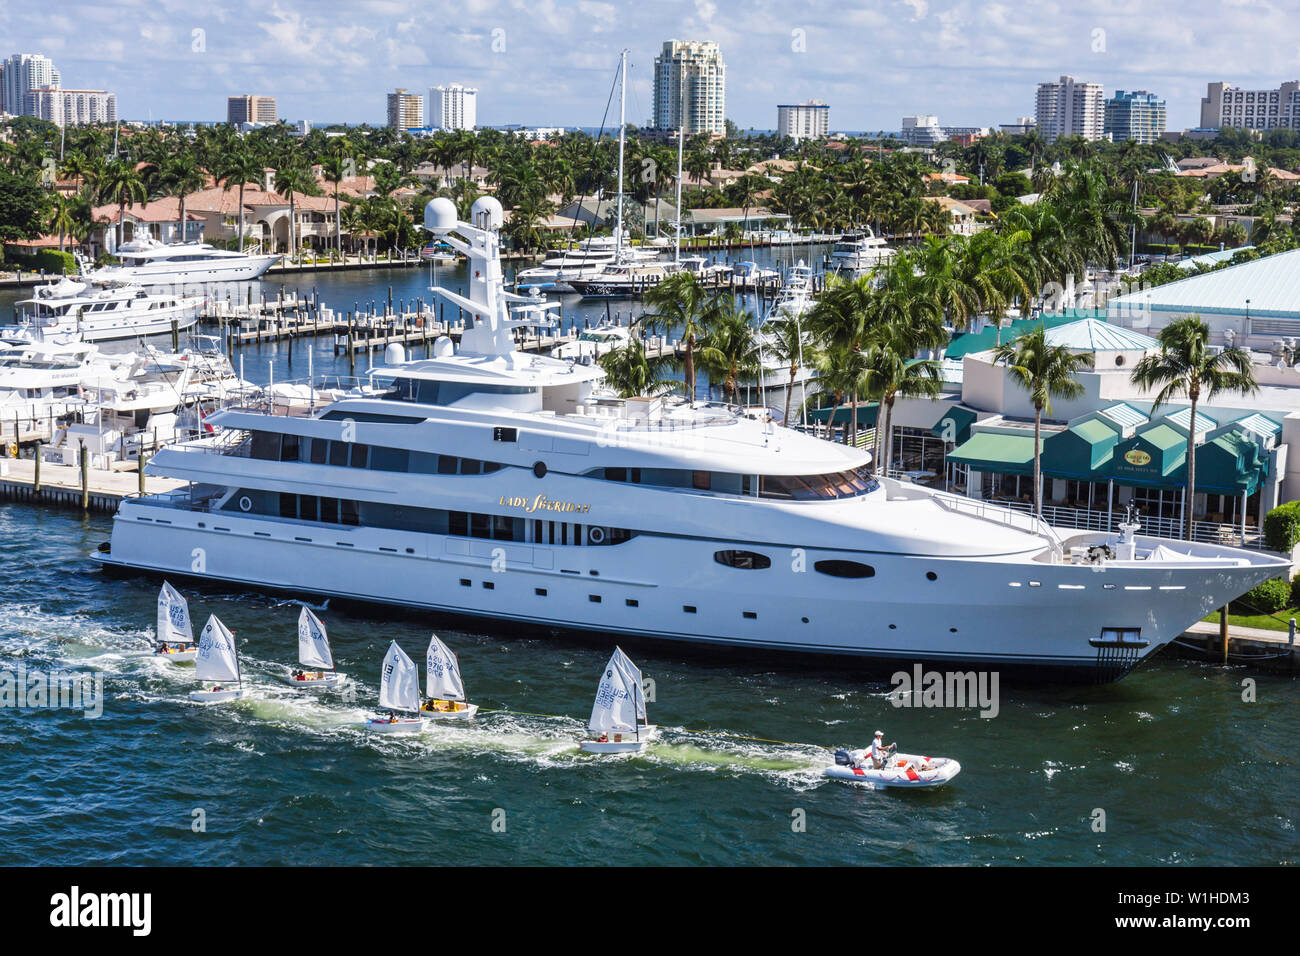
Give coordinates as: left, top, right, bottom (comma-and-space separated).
92, 197, 1288, 682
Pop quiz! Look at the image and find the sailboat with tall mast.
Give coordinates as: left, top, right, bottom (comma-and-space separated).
419, 634, 478, 720
579, 647, 655, 754
289, 606, 346, 689
367, 641, 427, 734
189, 614, 247, 703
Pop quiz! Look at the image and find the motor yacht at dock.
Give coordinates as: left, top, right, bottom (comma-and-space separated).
84, 237, 281, 286
3, 278, 204, 344
93, 196, 1289, 683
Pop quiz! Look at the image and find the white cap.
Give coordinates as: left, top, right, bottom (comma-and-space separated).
874, 730, 884, 737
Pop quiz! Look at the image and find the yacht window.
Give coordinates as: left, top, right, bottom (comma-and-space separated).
280, 434, 300, 462
469, 513, 492, 539
370, 447, 409, 472
309, 439, 327, 465
449, 512, 468, 536
693, 470, 711, 490
349, 444, 369, 468
714, 550, 772, 570
299, 495, 319, 521
341, 500, 360, 526
483, 462, 502, 473
251, 431, 280, 461
437, 455, 458, 475
329, 441, 349, 467
460, 459, 482, 476
320, 497, 340, 523
605, 467, 627, 482
279, 493, 298, 519
814, 560, 876, 579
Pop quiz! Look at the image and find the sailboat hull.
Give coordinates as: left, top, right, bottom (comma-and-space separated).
580, 726, 657, 753
366, 717, 427, 734
289, 671, 346, 690
189, 687, 246, 703
156, 649, 197, 663
420, 702, 479, 721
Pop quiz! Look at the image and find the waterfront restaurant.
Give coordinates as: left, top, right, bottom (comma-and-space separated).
885, 315, 1293, 547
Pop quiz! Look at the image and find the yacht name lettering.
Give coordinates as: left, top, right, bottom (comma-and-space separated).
498, 494, 591, 514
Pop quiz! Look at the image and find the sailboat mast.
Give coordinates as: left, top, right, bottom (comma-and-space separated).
675, 60, 684, 266
615, 48, 627, 262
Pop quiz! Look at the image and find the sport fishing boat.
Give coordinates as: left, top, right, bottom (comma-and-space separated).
418, 634, 477, 720
189, 614, 247, 702
826, 229, 893, 275
93, 195, 1290, 683
83, 237, 281, 286
153, 581, 197, 662
3, 278, 204, 344
289, 606, 345, 689
580, 646, 654, 753
367, 641, 426, 733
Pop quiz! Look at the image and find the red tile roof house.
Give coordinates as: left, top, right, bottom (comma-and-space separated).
183, 184, 343, 253
90, 197, 204, 256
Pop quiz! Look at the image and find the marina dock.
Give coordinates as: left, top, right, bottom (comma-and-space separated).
0, 456, 184, 513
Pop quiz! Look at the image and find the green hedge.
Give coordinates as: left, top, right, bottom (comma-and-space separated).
8, 249, 76, 275
1263, 501, 1300, 552
1233, 577, 1291, 615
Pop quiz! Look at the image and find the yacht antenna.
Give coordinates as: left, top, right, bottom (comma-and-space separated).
675, 59, 684, 266
615, 49, 627, 263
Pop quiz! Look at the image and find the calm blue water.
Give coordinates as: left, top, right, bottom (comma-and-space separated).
0, 250, 1296, 866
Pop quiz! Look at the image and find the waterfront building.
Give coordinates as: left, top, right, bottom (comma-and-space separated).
387, 89, 424, 131
1000, 116, 1037, 136
777, 100, 828, 141
428, 83, 477, 131
30, 88, 116, 127
1104, 90, 1167, 144
1201, 80, 1300, 131
653, 40, 726, 136
227, 95, 277, 126
1035, 76, 1105, 142
0, 53, 60, 116
88, 198, 204, 254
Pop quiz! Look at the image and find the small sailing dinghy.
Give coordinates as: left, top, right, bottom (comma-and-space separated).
153, 582, 198, 662
188, 615, 247, 703
824, 748, 961, 788
288, 607, 346, 689
579, 646, 655, 754
419, 634, 478, 720
366, 641, 427, 734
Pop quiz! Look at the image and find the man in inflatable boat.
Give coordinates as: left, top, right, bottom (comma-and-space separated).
845, 731, 936, 772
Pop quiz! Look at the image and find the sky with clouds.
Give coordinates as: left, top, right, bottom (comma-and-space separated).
2, 0, 1298, 131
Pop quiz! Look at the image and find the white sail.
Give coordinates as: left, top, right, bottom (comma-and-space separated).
588, 646, 645, 735
378, 641, 420, 713
297, 607, 333, 670
157, 582, 193, 645
425, 634, 466, 701
195, 615, 241, 683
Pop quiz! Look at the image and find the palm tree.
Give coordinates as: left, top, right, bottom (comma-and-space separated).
866, 336, 943, 474
697, 297, 761, 403
320, 154, 348, 256
992, 327, 1094, 516
216, 148, 265, 252
273, 163, 319, 258
805, 274, 880, 444
764, 313, 817, 425
99, 159, 147, 251
161, 154, 207, 244
638, 271, 716, 402
815, 343, 871, 445
597, 339, 679, 398
1129, 315, 1258, 539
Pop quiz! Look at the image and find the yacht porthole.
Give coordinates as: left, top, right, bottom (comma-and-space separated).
533, 461, 547, 478
238, 495, 252, 512
801, 617, 809, 623
926, 571, 938, 581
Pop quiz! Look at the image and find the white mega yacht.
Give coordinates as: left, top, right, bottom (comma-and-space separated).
827, 229, 894, 275
84, 237, 281, 286
4, 279, 204, 344
93, 197, 1288, 683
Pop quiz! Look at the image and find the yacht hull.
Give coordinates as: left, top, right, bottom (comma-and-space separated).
92, 255, 282, 287
95, 507, 1287, 683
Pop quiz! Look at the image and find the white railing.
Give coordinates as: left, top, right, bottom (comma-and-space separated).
988, 498, 1263, 549
926, 488, 1064, 551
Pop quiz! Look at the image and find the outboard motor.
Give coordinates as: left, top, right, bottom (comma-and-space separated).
833, 749, 853, 766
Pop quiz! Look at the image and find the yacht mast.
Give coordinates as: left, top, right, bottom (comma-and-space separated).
615, 49, 627, 263
675, 61, 684, 266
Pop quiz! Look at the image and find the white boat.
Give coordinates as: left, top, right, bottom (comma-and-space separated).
825, 748, 961, 788
153, 581, 197, 662
366, 641, 427, 733
553, 323, 632, 364
288, 606, 346, 689
189, 614, 247, 702
2, 278, 204, 344
84, 238, 281, 286
94, 194, 1290, 684
580, 646, 655, 753
827, 230, 894, 275
418, 634, 478, 720
0, 341, 122, 424
756, 261, 819, 412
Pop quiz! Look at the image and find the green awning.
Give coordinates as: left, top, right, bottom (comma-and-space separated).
809, 402, 879, 427
946, 432, 1039, 476
1108, 424, 1186, 488
1040, 418, 1119, 479
930, 405, 977, 444
1193, 429, 1264, 495
943, 311, 1085, 360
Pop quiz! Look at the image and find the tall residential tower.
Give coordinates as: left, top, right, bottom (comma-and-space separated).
653, 40, 726, 137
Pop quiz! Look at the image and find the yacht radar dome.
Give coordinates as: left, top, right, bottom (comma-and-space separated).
424, 197, 458, 234
384, 343, 406, 366
471, 196, 504, 232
